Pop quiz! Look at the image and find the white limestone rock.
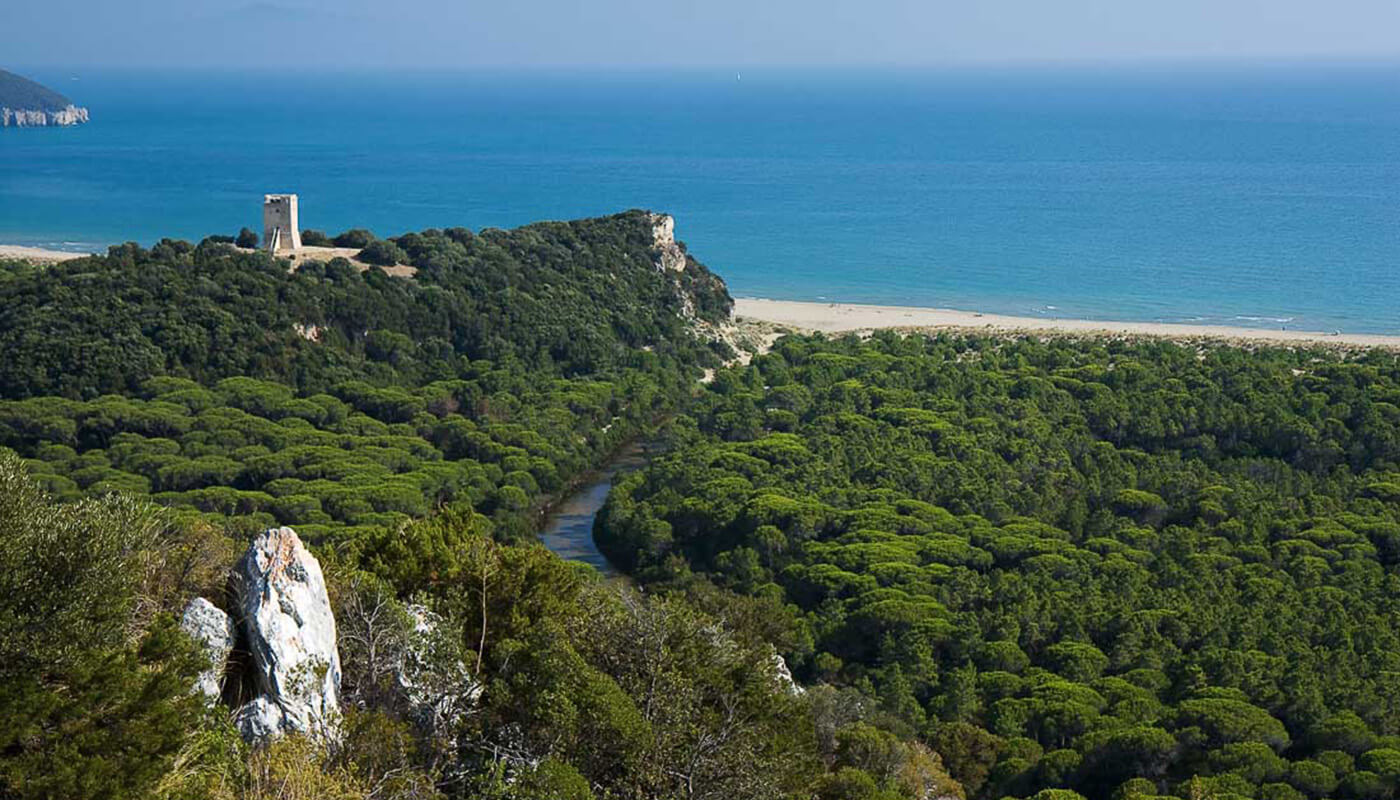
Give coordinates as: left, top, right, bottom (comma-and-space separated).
231, 526, 342, 743
49, 104, 89, 125
648, 213, 687, 272
399, 604, 480, 738
770, 651, 805, 696
233, 696, 283, 743
1, 105, 89, 127
650, 212, 675, 247
292, 322, 322, 342
180, 597, 235, 702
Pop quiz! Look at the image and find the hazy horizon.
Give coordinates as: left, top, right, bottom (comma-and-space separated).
4, 0, 1398, 70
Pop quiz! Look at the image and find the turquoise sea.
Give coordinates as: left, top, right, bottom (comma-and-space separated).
2, 65, 1398, 333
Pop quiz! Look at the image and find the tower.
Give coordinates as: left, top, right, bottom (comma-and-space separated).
262, 194, 302, 253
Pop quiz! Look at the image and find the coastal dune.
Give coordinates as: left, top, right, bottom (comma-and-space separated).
0, 244, 89, 263
734, 297, 1400, 349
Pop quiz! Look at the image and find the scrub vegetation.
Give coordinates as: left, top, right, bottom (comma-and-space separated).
5, 213, 1400, 800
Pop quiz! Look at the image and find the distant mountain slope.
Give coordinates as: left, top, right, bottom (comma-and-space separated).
1, 69, 88, 126
0, 69, 72, 110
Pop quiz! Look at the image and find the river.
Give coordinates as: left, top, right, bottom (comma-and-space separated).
537, 443, 649, 577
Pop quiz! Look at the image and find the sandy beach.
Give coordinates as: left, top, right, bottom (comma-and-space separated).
0, 244, 93, 263
6, 240, 1397, 350
734, 297, 1400, 349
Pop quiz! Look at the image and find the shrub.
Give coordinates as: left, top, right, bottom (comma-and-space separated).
332, 228, 376, 248
357, 240, 407, 267
235, 227, 259, 248
300, 229, 332, 246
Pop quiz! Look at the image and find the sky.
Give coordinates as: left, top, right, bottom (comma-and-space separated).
5, 0, 1399, 69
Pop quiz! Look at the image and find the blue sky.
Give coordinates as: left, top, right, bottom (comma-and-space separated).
5, 0, 1399, 68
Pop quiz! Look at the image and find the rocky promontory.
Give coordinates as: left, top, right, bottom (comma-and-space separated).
1, 68, 88, 127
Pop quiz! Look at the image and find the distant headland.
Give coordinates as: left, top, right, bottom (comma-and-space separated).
0, 69, 88, 127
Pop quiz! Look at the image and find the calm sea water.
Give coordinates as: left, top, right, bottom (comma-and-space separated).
3, 66, 1398, 332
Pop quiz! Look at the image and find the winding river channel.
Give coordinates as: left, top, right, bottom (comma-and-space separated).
537, 443, 649, 577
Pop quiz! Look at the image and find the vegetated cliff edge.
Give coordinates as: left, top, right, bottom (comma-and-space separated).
0, 68, 88, 127
0, 210, 736, 544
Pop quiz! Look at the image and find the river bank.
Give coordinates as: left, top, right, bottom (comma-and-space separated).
537, 442, 650, 577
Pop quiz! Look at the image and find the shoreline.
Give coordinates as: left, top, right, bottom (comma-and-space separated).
734, 297, 1400, 349
7, 241, 1400, 350
0, 244, 93, 263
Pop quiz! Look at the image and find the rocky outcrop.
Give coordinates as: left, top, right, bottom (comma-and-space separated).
180, 597, 236, 702
292, 322, 322, 342
231, 526, 342, 743
233, 696, 285, 743
649, 213, 687, 272
398, 604, 480, 739
1, 105, 89, 127
644, 211, 754, 363
770, 650, 805, 696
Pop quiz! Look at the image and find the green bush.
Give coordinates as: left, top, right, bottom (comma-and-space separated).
332, 228, 376, 248
357, 239, 408, 267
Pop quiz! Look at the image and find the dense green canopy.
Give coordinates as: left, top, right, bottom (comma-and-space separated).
0, 214, 962, 800
599, 331, 1400, 800
8, 208, 1400, 799
0, 210, 731, 399
0, 211, 731, 542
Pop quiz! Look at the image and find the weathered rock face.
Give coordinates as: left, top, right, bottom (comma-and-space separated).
1, 105, 89, 127
231, 526, 342, 743
180, 597, 236, 702
770, 650, 806, 696
233, 696, 284, 743
648, 213, 687, 272
398, 604, 480, 739
292, 322, 322, 342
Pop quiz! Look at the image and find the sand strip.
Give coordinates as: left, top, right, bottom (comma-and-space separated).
734, 297, 1400, 349
0, 244, 92, 263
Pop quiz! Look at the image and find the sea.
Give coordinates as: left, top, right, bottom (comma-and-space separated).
2, 65, 1398, 333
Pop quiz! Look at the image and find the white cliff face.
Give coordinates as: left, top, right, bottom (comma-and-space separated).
180, 597, 236, 702
1, 105, 89, 127
233, 697, 284, 743
648, 213, 687, 272
770, 651, 806, 696
650, 213, 675, 248
231, 526, 342, 743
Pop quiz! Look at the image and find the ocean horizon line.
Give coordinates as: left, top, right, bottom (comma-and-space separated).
10, 57, 1400, 80
5, 69, 1395, 336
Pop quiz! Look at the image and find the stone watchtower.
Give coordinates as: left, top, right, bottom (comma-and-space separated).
262, 194, 302, 253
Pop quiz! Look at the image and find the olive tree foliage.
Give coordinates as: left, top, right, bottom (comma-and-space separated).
570, 585, 817, 800
347, 510, 862, 800
0, 451, 216, 800
0, 449, 161, 674
358, 240, 409, 267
